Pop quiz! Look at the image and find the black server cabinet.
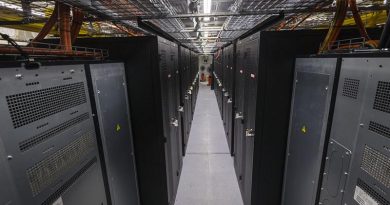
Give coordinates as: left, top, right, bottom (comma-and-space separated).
233, 30, 327, 205
315, 56, 390, 205
74, 36, 183, 205
190, 51, 199, 114
222, 44, 235, 155
222, 46, 228, 126
179, 47, 192, 155
233, 42, 246, 190
86, 62, 140, 205
282, 57, 339, 205
0, 62, 107, 205
214, 50, 224, 116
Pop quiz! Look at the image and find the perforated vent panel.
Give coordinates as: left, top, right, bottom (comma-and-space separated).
27, 130, 96, 196
373, 81, 390, 114
369, 121, 390, 139
6, 82, 87, 128
41, 158, 97, 205
356, 179, 389, 205
361, 146, 390, 188
342, 78, 360, 99
19, 113, 90, 152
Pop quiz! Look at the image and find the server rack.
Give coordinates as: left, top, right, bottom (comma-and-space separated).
179, 46, 192, 155
222, 44, 235, 155
74, 36, 183, 205
233, 30, 327, 205
0, 62, 107, 205
86, 62, 140, 205
283, 54, 390, 205
213, 50, 224, 116
190, 51, 200, 115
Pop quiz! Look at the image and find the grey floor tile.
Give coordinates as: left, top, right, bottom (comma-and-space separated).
175, 84, 243, 205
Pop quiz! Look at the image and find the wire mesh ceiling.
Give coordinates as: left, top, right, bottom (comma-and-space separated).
0, 0, 388, 53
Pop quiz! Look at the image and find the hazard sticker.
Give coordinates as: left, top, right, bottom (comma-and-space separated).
301, 126, 307, 134
52, 197, 64, 205
353, 186, 379, 205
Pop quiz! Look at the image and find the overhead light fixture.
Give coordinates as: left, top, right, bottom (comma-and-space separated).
203, 0, 211, 21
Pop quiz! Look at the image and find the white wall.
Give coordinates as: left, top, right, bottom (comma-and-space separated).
198, 54, 213, 82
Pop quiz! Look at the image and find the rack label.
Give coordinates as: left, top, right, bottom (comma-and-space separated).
353, 186, 379, 205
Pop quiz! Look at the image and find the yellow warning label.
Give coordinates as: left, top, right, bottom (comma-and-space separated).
116, 124, 121, 132
301, 126, 307, 134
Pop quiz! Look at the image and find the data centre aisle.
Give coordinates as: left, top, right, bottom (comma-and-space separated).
174, 83, 243, 205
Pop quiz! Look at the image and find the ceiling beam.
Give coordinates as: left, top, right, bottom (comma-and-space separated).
0, 3, 388, 24
140, 4, 388, 20
0, 19, 47, 25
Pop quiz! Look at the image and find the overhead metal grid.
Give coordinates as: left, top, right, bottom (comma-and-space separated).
0, 0, 388, 53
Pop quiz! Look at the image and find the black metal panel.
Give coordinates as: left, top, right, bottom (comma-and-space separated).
179, 47, 192, 155
318, 56, 371, 205
74, 36, 184, 205
282, 57, 338, 205
233, 41, 246, 194
214, 50, 224, 117
167, 41, 183, 200
342, 57, 390, 205
87, 62, 140, 205
320, 139, 352, 205
222, 44, 235, 156
0, 63, 107, 205
242, 34, 260, 205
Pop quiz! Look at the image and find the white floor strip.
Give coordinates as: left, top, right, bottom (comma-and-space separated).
174, 84, 243, 205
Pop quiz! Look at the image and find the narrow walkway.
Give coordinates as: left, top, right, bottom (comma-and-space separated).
175, 84, 243, 205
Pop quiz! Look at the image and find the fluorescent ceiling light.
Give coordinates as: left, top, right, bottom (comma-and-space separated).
203, 0, 211, 21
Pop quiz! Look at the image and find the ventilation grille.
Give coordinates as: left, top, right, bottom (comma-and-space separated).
6, 82, 87, 128
41, 158, 97, 205
19, 113, 90, 152
361, 146, 390, 188
374, 81, 390, 114
27, 130, 96, 196
342, 78, 360, 99
369, 121, 390, 139
356, 178, 389, 205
